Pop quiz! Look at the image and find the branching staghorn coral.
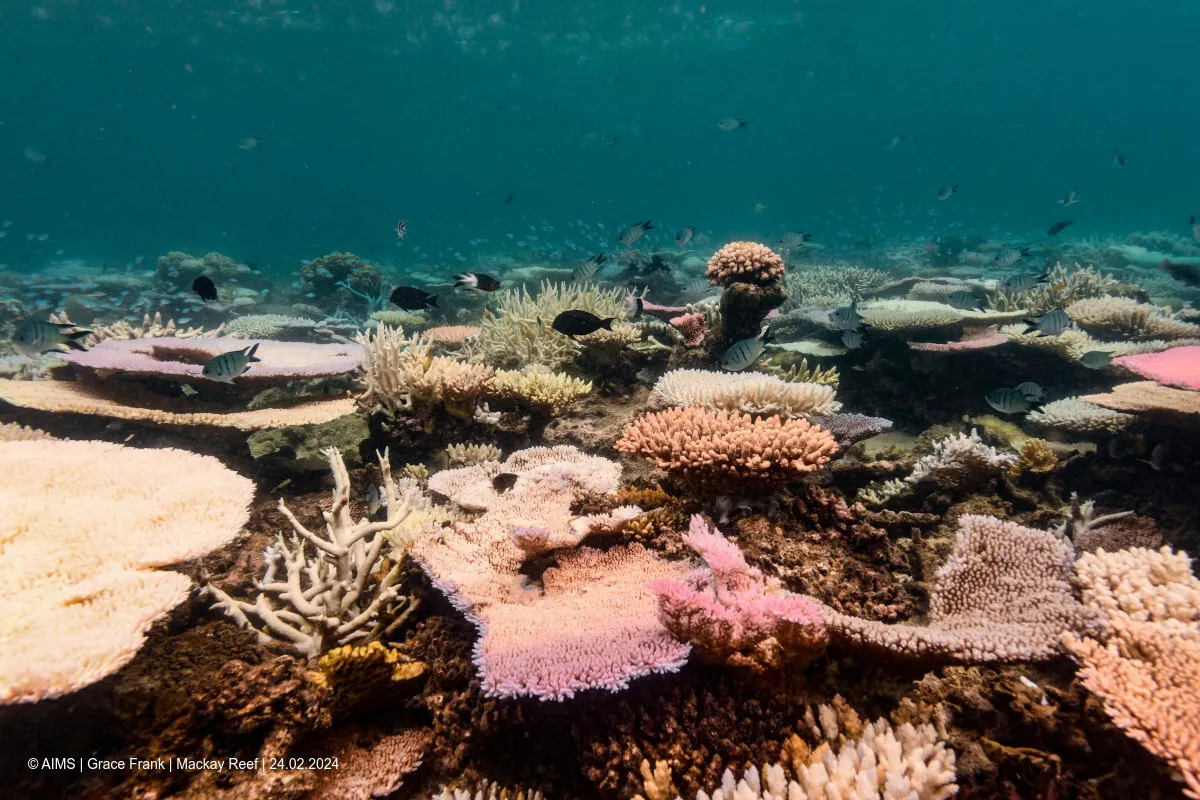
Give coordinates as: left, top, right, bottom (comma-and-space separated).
356, 324, 494, 419
991, 262, 1138, 315
1054, 492, 1135, 545
445, 442, 503, 467
205, 447, 421, 659
462, 280, 638, 369
648, 368, 841, 418
488, 366, 593, 416
52, 311, 224, 344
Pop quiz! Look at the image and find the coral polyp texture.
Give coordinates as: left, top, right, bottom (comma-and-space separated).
706, 241, 785, 286
650, 515, 827, 671
648, 368, 841, 418
0, 440, 253, 704
615, 407, 838, 489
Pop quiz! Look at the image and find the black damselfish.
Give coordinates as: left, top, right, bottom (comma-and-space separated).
389, 285, 438, 310
192, 275, 218, 302
552, 310, 616, 338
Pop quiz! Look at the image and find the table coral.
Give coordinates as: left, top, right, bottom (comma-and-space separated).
1114, 345, 1200, 391
649, 368, 841, 418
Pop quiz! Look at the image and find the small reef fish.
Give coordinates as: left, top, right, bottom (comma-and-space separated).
237, 136, 263, 150
202, 343, 261, 383
491, 473, 519, 494
366, 484, 386, 516
1024, 308, 1071, 337
1001, 271, 1048, 293
12, 319, 91, 356
830, 300, 863, 331
626, 296, 644, 320
947, 291, 982, 310
675, 226, 695, 248
1047, 220, 1074, 237
395, 219, 408, 239
572, 254, 607, 283
552, 310, 617, 338
717, 118, 747, 131
1190, 214, 1200, 243
884, 133, 906, 150
389, 285, 438, 310
191, 275, 218, 302
1015, 381, 1045, 402
503, 191, 518, 205
1159, 258, 1200, 287
453, 272, 501, 291
1059, 189, 1079, 207
778, 232, 812, 250
986, 387, 1033, 415
1079, 351, 1113, 369
1142, 441, 1169, 471
841, 330, 864, 350
721, 327, 772, 372
937, 185, 958, 201
618, 219, 654, 246
1112, 149, 1127, 167
994, 246, 1031, 268
23, 147, 51, 166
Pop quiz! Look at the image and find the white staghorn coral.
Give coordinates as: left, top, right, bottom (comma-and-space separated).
649, 368, 841, 418
204, 447, 421, 659
356, 325, 494, 419
906, 429, 1016, 485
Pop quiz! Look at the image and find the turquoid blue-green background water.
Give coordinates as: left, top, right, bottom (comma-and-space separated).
3, 0, 1198, 271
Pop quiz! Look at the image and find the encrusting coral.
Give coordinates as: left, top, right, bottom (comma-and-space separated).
0, 440, 253, 704
204, 447, 422, 659
615, 407, 838, 491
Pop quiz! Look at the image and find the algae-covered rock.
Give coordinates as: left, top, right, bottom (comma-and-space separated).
247, 412, 370, 472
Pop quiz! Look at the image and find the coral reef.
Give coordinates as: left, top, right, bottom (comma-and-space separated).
649, 368, 841, 418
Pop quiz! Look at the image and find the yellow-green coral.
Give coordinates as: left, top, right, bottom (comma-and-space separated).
371, 309, 427, 328
488, 366, 593, 416
857, 478, 909, 508
445, 443, 503, 466
760, 356, 840, 388
1007, 438, 1058, 478
317, 641, 427, 715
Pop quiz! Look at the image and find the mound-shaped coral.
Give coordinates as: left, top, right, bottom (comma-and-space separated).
706, 241, 785, 287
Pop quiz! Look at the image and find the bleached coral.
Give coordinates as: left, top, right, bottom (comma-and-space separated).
445, 443, 503, 467
992, 262, 1137, 316
1026, 396, 1135, 434
905, 429, 1017, 485
205, 447, 420, 659
356, 325, 493, 419
488, 366, 592, 416
780, 267, 891, 309
60, 311, 225, 344
857, 300, 964, 332
1066, 297, 1200, 341
858, 478, 910, 508
761, 356, 840, 387
224, 313, 319, 339
649, 368, 841, 418
0, 421, 54, 442
1074, 546, 1200, 637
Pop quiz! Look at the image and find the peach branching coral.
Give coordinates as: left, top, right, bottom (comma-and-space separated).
649, 369, 841, 418
615, 407, 837, 489
825, 515, 1102, 663
0, 440, 253, 704
706, 241, 785, 286
488, 366, 592, 416
204, 447, 422, 659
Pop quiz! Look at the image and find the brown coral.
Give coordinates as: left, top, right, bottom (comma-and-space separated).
706, 241, 786, 286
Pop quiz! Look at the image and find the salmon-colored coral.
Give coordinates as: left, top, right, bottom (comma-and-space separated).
706, 241, 785, 286
669, 313, 707, 347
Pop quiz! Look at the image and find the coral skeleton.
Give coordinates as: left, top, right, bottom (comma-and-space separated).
205, 447, 420, 659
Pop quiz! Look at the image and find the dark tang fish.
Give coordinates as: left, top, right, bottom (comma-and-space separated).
453, 272, 502, 291
552, 310, 616, 338
1047, 220, 1074, 236
492, 473, 519, 494
192, 275, 218, 302
390, 285, 438, 310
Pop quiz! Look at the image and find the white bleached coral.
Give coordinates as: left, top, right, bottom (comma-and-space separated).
1027, 396, 1135, 435
649, 368, 841, 418
356, 325, 494, 419
1066, 297, 1200, 341
857, 300, 964, 332
204, 447, 421, 659
1073, 546, 1200, 638
906, 429, 1016, 485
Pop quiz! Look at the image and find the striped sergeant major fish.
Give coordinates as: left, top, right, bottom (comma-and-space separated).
201, 343, 261, 384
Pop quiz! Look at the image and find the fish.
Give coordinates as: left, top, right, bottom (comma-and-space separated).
503, 191, 518, 205
1047, 220, 1074, 237
985, 387, 1033, 415
1001, 271, 1048, 293
552, 310, 617, 338
994, 246, 1031, 267
12, 319, 92, 356
237, 136, 263, 150
389, 285, 438, 310
1190, 214, 1200, 243
937, 185, 958, 201
453, 272, 502, 291
23, 147, 51, 166
572, 254, 607, 282
618, 219, 654, 246
947, 291, 982, 310
1142, 441, 1169, 471
491, 472, 519, 494
191, 275, 218, 302
717, 118, 747, 131
1024, 308, 1071, 337
1059, 189, 1079, 207
1015, 381, 1045, 402
366, 484, 386, 516
884, 133, 906, 150
721, 327, 772, 372
626, 296, 644, 320
1112, 149, 1127, 167
830, 300, 862, 331
201, 343, 261, 383
1079, 351, 1113, 369
841, 330, 864, 350
394, 219, 408, 239
1159, 259, 1200, 287
778, 232, 812, 250
675, 226, 695, 248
